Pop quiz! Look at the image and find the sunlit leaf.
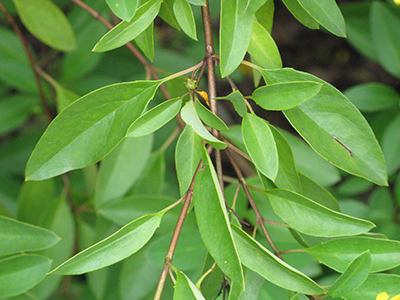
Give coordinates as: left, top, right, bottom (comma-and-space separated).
106, 0, 138, 21
173, 0, 197, 40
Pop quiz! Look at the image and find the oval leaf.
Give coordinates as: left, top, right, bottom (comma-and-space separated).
0, 254, 52, 298
215, 91, 247, 117
127, 97, 182, 137
174, 271, 206, 300
267, 189, 375, 237
173, 0, 197, 40
106, 0, 139, 21
260, 68, 388, 186
193, 148, 244, 288
0, 216, 59, 256
252, 81, 322, 111
305, 236, 400, 273
242, 113, 279, 180
52, 213, 163, 275
25, 80, 161, 181
180, 100, 227, 149
231, 224, 325, 295
135, 22, 155, 61
195, 100, 229, 132
328, 251, 371, 298
12, 0, 76, 51
93, 0, 162, 52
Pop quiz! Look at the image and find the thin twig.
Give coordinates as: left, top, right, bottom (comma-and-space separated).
0, 3, 53, 122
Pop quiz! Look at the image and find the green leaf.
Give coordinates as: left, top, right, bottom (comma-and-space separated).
176, 126, 203, 196
127, 97, 182, 137
135, 22, 155, 61
252, 81, 322, 110
344, 83, 400, 113
186, 0, 206, 5
305, 236, 400, 273
231, 224, 325, 295
195, 100, 229, 132
12, 0, 76, 51
255, 0, 274, 33
382, 115, 400, 176
0, 215, 59, 256
215, 91, 247, 117
248, 20, 282, 69
0, 254, 52, 298
180, 100, 227, 149
220, 0, 255, 77
371, 2, 400, 78
228, 268, 264, 300
173, 0, 197, 40
261, 68, 388, 186
25, 80, 161, 181
242, 113, 278, 180
328, 251, 371, 298
281, 0, 319, 30
344, 274, 400, 300
193, 148, 244, 288
93, 0, 162, 52
173, 271, 205, 300
159, 0, 181, 30
267, 189, 375, 237
297, 0, 346, 37
106, 0, 138, 21
52, 212, 163, 275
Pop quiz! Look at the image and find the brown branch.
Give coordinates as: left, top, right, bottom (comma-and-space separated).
0, 3, 53, 122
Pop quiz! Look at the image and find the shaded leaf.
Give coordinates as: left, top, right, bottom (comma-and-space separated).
215, 91, 247, 117
382, 115, 400, 176
228, 268, 264, 300
135, 22, 155, 61
195, 100, 229, 132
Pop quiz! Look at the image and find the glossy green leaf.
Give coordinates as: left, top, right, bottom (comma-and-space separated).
220, 0, 255, 77
242, 113, 278, 180
306, 236, 400, 273
195, 100, 229, 132
270, 125, 302, 193
0, 254, 52, 298
231, 225, 325, 295
180, 100, 226, 149
261, 68, 388, 186
25, 80, 161, 181
328, 251, 371, 297
252, 81, 322, 111
267, 189, 375, 237
135, 22, 155, 61
281, 0, 319, 29
228, 268, 264, 300
93, 0, 162, 52
193, 148, 244, 288
176, 126, 203, 196
215, 91, 247, 117
382, 115, 400, 176
0, 215, 59, 256
371, 2, 400, 78
297, 0, 346, 37
173, 0, 197, 40
127, 97, 182, 137
344, 83, 400, 113
174, 271, 205, 300
52, 213, 163, 275
344, 274, 400, 300
248, 20, 282, 69
12, 0, 76, 51
106, 0, 138, 21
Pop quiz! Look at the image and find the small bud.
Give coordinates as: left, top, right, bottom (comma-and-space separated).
196, 91, 209, 106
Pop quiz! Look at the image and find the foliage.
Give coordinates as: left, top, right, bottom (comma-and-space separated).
0, 0, 400, 299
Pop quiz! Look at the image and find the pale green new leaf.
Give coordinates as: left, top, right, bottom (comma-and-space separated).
0, 216, 59, 256
173, 271, 206, 299
93, 0, 162, 52
180, 100, 226, 149
127, 97, 182, 137
261, 68, 388, 186
0, 254, 52, 298
297, 0, 346, 37
196, 100, 229, 132
193, 148, 244, 288
242, 113, 278, 180
328, 251, 371, 298
267, 189, 375, 237
25, 80, 161, 181
106, 0, 138, 21
305, 236, 400, 273
52, 213, 163, 275
220, 0, 255, 77
173, 0, 197, 40
248, 20, 282, 69
231, 225, 325, 295
12, 0, 76, 51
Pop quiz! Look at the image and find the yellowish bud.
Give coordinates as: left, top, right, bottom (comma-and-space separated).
196, 91, 210, 106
